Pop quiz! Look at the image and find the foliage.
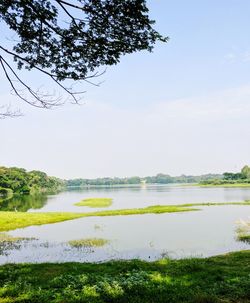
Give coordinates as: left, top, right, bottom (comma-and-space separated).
75, 198, 113, 208
0, 187, 13, 197
200, 165, 250, 186
0, 251, 249, 302
0, 0, 167, 114
0, 166, 64, 194
241, 165, 250, 179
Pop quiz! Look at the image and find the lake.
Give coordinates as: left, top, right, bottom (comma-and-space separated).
0, 185, 249, 264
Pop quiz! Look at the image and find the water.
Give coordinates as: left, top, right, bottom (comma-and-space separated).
0, 185, 249, 264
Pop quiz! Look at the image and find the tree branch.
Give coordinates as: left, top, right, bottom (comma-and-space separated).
0, 56, 61, 108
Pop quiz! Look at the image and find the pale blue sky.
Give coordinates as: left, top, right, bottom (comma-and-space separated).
1, 1, 250, 178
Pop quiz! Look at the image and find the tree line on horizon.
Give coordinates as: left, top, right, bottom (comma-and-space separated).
1, 165, 249, 196
200, 165, 250, 185
66, 173, 222, 187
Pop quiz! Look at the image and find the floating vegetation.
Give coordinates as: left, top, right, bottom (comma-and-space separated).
0, 233, 27, 244
75, 198, 113, 208
0, 233, 36, 256
68, 238, 109, 248
236, 219, 250, 243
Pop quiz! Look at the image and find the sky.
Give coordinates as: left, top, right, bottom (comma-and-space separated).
1, 0, 250, 179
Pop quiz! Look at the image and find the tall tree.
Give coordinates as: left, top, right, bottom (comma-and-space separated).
0, 0, 168, 117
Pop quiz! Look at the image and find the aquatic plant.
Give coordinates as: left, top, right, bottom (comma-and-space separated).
0, 233, 27, 243
0, 233, 36, 256
236, 219, 250, 243
68, 238, 109, 248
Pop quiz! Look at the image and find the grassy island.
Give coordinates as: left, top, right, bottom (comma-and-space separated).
0, 201, 250, 232
0, 251, 249, 303
75, 198, 113, 208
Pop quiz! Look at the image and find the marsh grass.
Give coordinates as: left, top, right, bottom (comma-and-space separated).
0, 233, 28, 244
0, 201, 249, 232
74, 198, 113, 208
236, 219, 250, 243
68, 238, 109, 248
0, 251, 249, 303
0, 233, 36, 256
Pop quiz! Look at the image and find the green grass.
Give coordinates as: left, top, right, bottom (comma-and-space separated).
0, 207, 194, 232
0, 251, 249, 303
68, 238, 109, 248
0, 201, 250, 232
75, 198, 113, 208
0, 212, 86, 232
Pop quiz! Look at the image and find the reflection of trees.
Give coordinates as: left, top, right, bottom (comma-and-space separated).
0, 194, 48, 212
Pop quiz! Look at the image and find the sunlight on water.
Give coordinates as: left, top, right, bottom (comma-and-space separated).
0, 185, 249, 264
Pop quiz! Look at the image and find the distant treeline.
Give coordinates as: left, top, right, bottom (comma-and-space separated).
200, 165, 250, 185
0, 167, 64, 196
2, 165, 249, 195
66, 173, 222, 187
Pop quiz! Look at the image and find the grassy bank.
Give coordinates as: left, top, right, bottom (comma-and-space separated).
0, 201, 250, 232
198, 183, 250, 188
75, 198, 113, 208
0, 251, 249, 303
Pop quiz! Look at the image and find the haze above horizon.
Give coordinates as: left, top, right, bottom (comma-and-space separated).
1, 1, 250, 179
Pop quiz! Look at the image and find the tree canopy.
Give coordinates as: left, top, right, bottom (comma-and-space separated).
0, 0, 167, 116
200, 165, 250, 185
0, 166, 64, 195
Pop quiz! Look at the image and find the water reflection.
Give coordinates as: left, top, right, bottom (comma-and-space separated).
0, 194, 48, 212
2, 185, 250, 213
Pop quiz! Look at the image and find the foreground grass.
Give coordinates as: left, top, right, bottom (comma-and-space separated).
68, 238, 109, 248
0, 251, 249, 303
0, 201, 250, 232
75, 198, 113, 208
